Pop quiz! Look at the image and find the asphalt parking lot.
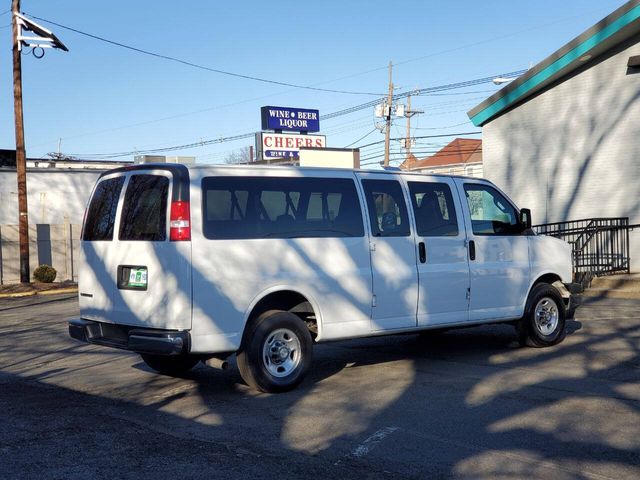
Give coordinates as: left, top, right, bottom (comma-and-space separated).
1, 294, 639, 479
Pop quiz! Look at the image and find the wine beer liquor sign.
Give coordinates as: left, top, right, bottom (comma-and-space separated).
257, 106, 324, 160
261, 106, 320, 133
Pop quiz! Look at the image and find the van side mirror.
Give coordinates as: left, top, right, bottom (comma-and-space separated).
519, 208, 532, 230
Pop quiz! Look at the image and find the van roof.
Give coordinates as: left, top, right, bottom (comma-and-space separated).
104, 162, 485, 182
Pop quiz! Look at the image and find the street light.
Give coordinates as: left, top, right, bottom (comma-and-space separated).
492, 77, 515, 85
12, 2, 68, 283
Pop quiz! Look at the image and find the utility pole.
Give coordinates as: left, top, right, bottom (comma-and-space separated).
12, 0, 30, 284
383, 61, 394, 167
11, 4, 67, 283
403, 94, 423, 163
405, 95, 412, 158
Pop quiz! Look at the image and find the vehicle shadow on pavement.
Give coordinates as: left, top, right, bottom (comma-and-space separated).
2, 296, 639, 479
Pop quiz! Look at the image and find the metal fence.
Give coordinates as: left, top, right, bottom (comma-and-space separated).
533, 217, 634, 285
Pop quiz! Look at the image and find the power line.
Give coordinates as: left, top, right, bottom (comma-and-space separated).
344, 128, 378, 148
28, 48, 517, 152
361, 146, 483, 160
71, 129, 480, 160
21, 6, 606, 155
425, 89, 497, 97
413, 121, 471, 130
26, 13, 385, 96
64, 68, 509, 159
359, 142, 482, 160
320, 70, 526, 120
390, 6, 614, 71
355, 131, 480, 150
70, 132, 256, 159
323, 120, 375, 136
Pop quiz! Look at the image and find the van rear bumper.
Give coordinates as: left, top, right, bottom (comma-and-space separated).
69, 319, 190, 355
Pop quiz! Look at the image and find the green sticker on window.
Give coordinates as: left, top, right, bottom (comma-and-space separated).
128, 268, 147, 287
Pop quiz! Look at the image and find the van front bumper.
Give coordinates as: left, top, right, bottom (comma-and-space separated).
69, 319, 190, 355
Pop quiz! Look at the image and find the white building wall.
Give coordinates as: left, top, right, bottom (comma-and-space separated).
482, 36, 640, 271
0, 170, 101, 225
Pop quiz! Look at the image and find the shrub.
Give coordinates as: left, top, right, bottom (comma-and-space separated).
33, 264, 57, 283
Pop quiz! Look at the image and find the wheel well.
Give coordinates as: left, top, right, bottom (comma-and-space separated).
247, 291, 318, 339
533, 273, 562, 287
532, 273, 570, 304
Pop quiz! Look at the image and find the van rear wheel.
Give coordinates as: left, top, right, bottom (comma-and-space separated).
237, 310, 313, 393
517, 283, 566, 347
141, 354, 200, 375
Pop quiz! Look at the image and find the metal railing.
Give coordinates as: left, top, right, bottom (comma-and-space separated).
533, 217, 635, 286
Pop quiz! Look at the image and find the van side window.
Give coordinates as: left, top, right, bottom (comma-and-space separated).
202, 177, 364, 239
119, 175, 169, 241
463, 184, 519, 235
83, 176, 125, 241
408, 182, 459, 236
362, 180, 410, 237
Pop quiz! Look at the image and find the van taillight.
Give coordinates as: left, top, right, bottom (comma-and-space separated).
170, 201, 191, 241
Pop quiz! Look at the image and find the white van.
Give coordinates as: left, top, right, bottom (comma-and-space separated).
70, 164, 576, 392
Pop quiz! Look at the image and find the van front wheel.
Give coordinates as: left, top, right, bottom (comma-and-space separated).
517, 283, 566, 347
237, 310, 313, 393
141, 354, 200, 375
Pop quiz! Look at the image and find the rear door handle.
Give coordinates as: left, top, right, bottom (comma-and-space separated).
468, 240, 476, 261
418, 242, 426, 263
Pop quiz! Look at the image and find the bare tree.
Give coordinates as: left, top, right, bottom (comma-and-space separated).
224, 146, 252, 164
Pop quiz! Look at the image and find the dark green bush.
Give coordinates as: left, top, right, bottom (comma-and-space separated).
33, 264, 57, 283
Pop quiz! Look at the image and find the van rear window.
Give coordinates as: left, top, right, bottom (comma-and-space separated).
83, 176, 125, 241
119, 175, 169, 241
202, 177, 364, 239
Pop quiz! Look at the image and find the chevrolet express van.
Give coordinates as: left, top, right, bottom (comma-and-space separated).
69, 164, 575, 392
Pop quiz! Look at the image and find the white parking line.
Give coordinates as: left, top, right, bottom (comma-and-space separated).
350, 427, 400, 458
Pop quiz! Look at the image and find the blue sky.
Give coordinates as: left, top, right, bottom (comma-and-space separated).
0, 0, 627, 166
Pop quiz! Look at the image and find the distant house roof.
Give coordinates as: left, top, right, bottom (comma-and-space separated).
468, 0, 640, 126
400, 138, 482, 170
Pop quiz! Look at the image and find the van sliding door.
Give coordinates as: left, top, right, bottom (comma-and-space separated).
407, 178, 470, 326
359, 174, 419, 331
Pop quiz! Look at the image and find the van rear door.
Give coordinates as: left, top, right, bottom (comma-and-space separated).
78, 173, 126, 324
81, 165, 192, 331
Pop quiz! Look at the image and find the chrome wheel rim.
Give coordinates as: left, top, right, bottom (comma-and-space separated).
262, 328, 301, 378
534, 297, 559, 336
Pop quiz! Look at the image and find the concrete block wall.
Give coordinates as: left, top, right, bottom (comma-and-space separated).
481, 34, 640, 271
0, 169, 101, 225
0, 224, 81, 284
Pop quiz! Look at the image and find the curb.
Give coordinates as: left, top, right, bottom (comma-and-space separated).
0, 288, 78, 299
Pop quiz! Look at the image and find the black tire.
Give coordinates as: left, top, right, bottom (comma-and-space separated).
517, 283, 566, 347
237, 310, 313, 393
141, 354, 200, 375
